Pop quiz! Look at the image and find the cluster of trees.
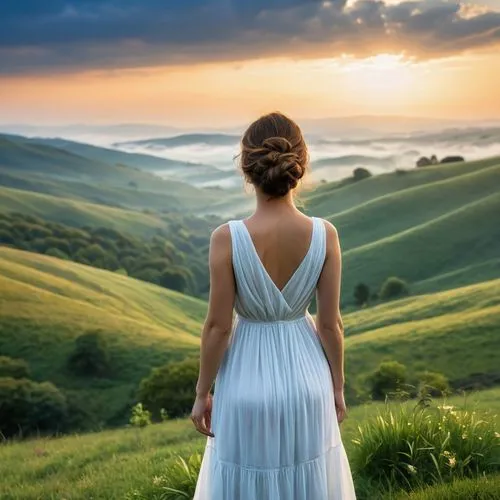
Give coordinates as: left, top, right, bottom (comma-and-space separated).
416, 155, 465, 167
0, 212, 213, 296
354, 276, 409, 306
0, 330, 114, 438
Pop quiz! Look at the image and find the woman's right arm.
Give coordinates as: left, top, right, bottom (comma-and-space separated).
315, 220, 346, 423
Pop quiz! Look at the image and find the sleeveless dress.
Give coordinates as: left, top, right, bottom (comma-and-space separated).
193, 216, 356, 500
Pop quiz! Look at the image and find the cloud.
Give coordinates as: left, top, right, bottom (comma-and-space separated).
0, 0, 499, 74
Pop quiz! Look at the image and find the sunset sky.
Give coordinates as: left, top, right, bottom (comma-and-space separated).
1, 0, 499, 127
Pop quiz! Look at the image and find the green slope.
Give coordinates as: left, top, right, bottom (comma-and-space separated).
0, 136, 217, 211
0, 246, 206, 424
0, 185, 171, 238
343, 278, 500, 393
329, 163, 500, 251
342, 192, 500, 298
306, 156, 500, 218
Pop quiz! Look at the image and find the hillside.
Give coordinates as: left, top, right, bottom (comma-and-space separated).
304, 157, 500, 302
1, 246, 498, 427
116, 133, 240, 148
0, 185, 172, 238
0, 246, 206, 424
0, 387, 498, 500
0, 135, 218, 211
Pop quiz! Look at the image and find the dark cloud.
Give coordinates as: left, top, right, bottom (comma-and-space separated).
0, 0, 499, 74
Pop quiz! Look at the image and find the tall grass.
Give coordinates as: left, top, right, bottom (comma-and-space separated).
351, 401, 499, 495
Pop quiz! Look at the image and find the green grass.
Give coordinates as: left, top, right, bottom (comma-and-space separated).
344, 282, 500, 391
0, 388, 498, 500
0, 246, 206, 425
1, 245, 499, 425
396, 475, 500, 499
342, 192, 500, 300
306, 156, 500, 218
304, 157, 500, 302
0, 186, 173, 238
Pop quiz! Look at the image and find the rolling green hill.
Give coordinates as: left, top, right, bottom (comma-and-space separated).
1, 245, 498, 428
0, 246, 206, 425
0, 185, 171, 238
306, 156, 500, 217
303, 157, 500, 302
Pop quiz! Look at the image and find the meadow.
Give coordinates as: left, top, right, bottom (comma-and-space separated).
1, 134, 499, 498
0, 388, 498, 500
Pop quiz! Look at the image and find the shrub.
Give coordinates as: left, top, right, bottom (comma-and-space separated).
0, 356, 30, 379
354, 283, 370, 306
380, 276, 409, 300
351, 403, 499, 494
68, 330, 110, 377
138, 358, 199, 419
0, 377, 67, 437
418, 371, 450, 397
369, 361, 408, 400
126, 453, 202, 500
129, 403, 152, 428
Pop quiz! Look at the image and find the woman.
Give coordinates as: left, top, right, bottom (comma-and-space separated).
191, 112, 356, 499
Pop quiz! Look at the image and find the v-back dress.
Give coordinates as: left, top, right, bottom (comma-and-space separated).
193, 216, 356, 499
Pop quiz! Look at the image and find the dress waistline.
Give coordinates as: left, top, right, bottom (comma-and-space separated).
236, 314, 311, 327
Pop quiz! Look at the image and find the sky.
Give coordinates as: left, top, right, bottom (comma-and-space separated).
0, 0, 499, 127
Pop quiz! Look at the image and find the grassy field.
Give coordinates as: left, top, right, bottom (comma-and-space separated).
1, 245, 498, 426
0, 387, 498, 500
0, 186, 175, 238
303, 157, 500, 303
0, 246, 207, 425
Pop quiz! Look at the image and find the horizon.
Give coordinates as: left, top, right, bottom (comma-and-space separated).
1, 1, 500, 127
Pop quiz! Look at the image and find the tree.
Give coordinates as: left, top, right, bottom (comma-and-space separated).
353, 167, 372, 181
68, 331, 110, 377
0, 356, 30, 379
440, 156, 465, 164
379, 277, 409, 300
0, 377, 67, 437
354, 283, 370, 306
138, 358, 199, 419
369, 361, 408, 400
416, 157, 432, 167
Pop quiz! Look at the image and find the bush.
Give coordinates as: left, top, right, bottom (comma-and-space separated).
418, 371, 450, 397
126, 453, 202, 500
369, 361, 408, 400
138, 358, 199, 419
351, 403, 499, 494
0, 356, 30, 379
68, 331, 110, 377
0, 377, 67, 437
129, 403, 152, 428
380, 276, 409, 300
354, 283, 370, 306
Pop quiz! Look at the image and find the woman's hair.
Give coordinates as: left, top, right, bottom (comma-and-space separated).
240, 112, 308, 197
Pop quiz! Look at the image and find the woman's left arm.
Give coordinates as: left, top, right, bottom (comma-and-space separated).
191, 224, 235, 437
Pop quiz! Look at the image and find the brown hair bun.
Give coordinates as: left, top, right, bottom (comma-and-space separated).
240, 112, 308, 197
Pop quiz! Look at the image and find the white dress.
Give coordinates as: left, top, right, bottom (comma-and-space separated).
194, 217, 356, 499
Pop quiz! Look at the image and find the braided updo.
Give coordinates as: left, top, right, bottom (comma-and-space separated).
240, 112, 308, 197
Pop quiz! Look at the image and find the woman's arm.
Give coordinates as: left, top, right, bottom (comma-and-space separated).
191, 224, 235, 436
315, 221, 346, 422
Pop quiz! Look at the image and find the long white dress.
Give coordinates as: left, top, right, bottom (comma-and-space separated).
194, 216, 356, 499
